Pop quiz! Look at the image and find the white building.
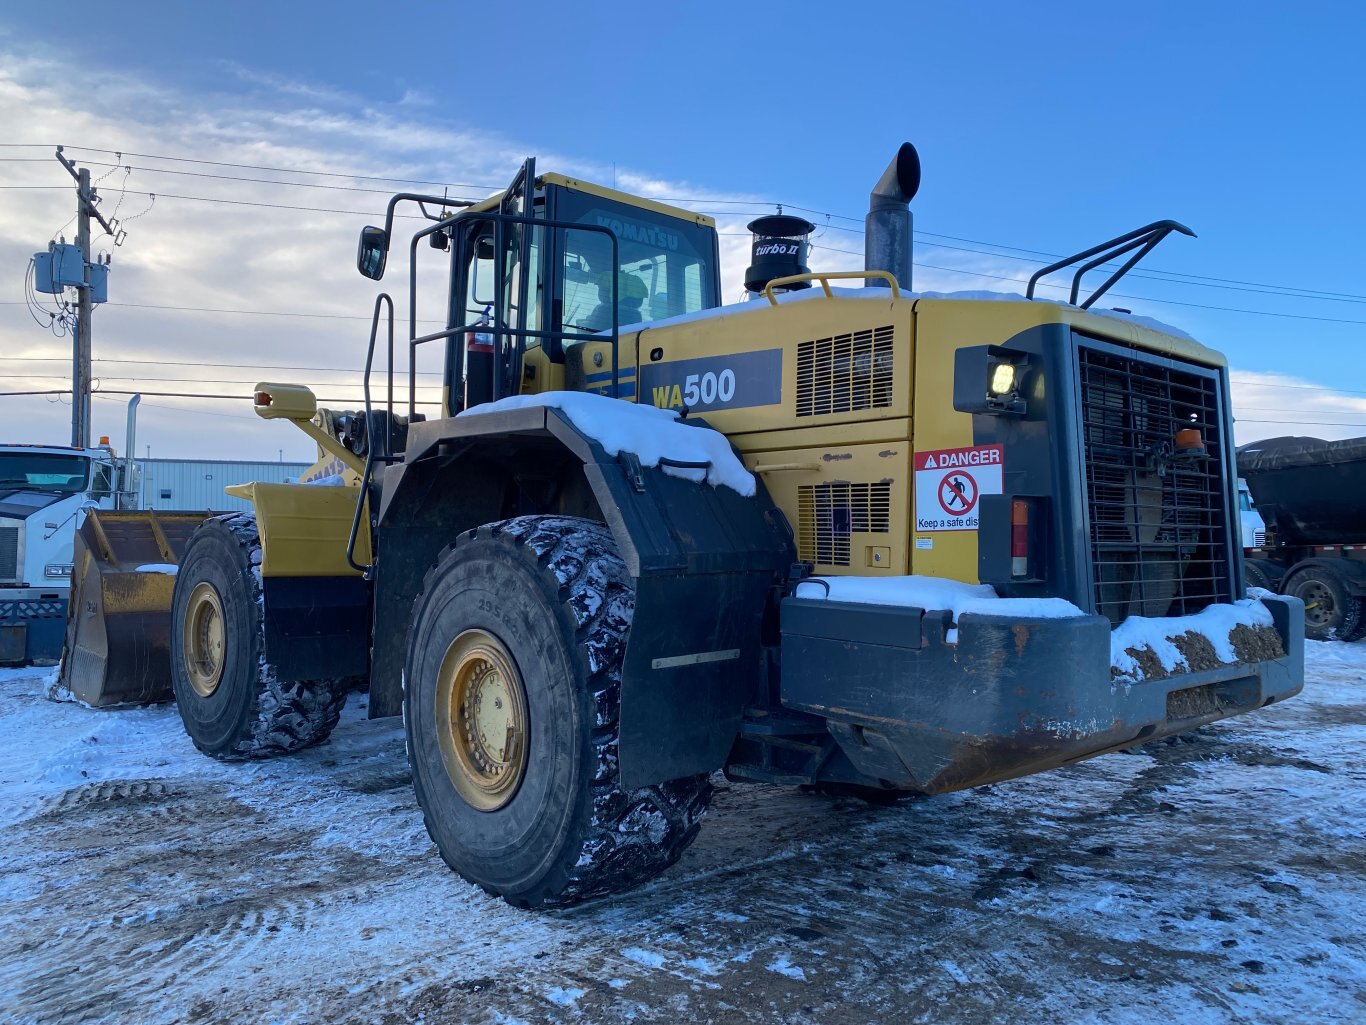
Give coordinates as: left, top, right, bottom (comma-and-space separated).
136, 458, 313, 511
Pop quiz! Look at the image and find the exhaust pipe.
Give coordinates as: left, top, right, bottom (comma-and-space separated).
865, 142, 921, 290
122, 394, 140, 511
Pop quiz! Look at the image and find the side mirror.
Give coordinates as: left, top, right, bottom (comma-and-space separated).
470, 234, 497, 306
357, 226, 389, 280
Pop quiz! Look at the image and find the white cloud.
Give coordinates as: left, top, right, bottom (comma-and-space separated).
7, 42, 1352, 473
1231, 370, 1366, 444
0, 47, 762, 461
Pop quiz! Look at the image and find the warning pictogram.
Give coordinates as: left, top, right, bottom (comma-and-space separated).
937, 471, 979, 516
914, 444, 1004, 532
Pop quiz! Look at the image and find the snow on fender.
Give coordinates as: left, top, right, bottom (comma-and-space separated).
459, 391, 757, 497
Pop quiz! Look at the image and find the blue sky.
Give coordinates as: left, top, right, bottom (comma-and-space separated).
2, 1, 1364, 458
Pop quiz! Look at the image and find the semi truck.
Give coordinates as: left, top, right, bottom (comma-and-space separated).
0, 442, 123, 663
1239, 436, 1366, 640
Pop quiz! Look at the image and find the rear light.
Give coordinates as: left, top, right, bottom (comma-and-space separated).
1011, 498, 1030, 578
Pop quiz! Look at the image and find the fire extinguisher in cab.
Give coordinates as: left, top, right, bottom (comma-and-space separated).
464, 305, 494, 408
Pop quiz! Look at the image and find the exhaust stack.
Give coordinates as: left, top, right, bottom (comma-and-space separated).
865, 142, 921, 290
122, 394, 140, 510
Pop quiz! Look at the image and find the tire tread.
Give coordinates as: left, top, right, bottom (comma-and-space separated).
408, 514, 711, 908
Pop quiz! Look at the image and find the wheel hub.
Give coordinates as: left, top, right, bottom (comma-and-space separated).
434, 630, 528, 812
1295, 579, 1336, 628
183, 581, 227, 698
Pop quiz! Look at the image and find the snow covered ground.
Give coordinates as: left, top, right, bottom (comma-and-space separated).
1, 643, 1363, 1025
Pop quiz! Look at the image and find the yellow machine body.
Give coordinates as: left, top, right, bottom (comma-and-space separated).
562, 278, 1226, 587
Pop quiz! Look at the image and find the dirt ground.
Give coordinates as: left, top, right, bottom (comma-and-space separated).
1, 642, 1363, 1025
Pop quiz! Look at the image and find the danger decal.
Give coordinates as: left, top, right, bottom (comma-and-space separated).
914, 444, 1003, 532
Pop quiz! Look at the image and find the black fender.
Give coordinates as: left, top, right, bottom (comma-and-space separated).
368, 405, 795, 787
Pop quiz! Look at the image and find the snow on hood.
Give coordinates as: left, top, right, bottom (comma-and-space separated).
624, 285, 1196, 342
459, 392, 757, 496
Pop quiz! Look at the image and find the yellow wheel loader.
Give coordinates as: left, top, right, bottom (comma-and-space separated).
91, 145, 1305, 908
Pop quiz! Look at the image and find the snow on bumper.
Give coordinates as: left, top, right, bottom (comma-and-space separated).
779, 594, 1304, 794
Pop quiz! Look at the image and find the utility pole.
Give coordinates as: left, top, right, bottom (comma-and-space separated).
74, 167, 92, 449
54, 148, 119, 449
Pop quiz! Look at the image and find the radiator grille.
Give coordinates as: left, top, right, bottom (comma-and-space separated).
796, 325, 895, 417
1078, 343, 1234, 626
0, 526, 18, 582
797, 481, 892, 566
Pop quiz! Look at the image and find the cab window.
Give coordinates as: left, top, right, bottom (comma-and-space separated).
554, 193, 717, 340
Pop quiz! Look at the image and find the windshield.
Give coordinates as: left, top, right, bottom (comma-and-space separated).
555, 193, 717, 335
0, 453, 91, 493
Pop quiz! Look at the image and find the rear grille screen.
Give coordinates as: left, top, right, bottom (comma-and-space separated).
1078, 342, 1234, 625
0, 526, 18, 581
796, 325, 894, 417
798, 481, 891, 566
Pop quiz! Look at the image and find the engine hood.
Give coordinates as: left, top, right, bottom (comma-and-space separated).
0, 490, 69, 520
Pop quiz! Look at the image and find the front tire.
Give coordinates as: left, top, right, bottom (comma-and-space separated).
169, 513, 350, 759
405, 515, 711, 908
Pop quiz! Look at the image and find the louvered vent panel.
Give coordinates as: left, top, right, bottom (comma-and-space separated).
796, 325, 895, 417
0, 526, 18, 582
797, 481, 892, 566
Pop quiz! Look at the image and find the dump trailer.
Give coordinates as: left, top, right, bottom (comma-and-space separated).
158, 144, 1303, 908
1238, 435, 1366, 640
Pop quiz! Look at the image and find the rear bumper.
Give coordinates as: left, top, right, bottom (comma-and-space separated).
779, 595, 1304, 794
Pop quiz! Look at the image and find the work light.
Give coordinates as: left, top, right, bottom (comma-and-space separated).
989, 362, 1017, 396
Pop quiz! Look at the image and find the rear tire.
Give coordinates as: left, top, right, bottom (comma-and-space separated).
169, 513, 349, 759
1283, 564, 1363, 642
1242, 557, 1277, 594
405, 515, 711, 908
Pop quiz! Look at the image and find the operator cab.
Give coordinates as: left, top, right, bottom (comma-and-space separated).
445, 170, 720, 413
355, 161, 721, 419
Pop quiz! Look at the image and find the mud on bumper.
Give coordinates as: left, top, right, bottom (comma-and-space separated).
779, 595, 1305, 794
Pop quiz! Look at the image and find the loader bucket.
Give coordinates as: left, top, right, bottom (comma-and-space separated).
59, 510, 208, 706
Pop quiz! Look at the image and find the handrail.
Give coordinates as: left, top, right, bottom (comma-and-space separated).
405, 209, 621, 413
763, 269, 900, 305
1025, 220, 1196, 310
346, 292, 393, 576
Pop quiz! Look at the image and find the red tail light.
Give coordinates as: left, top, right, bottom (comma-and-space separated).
1011, 498, 1030, 577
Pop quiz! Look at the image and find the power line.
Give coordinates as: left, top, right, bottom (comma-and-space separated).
7, 143, 1361, 305
0, 353, 443, 377
1230, 378, 1366, 396
39, 145, 504, 192
1235, 419, 1366, 427
8, 150, 1366, 327
5, 387, 440, 406
904, 261, 1366, 326
15, 373, 444, 396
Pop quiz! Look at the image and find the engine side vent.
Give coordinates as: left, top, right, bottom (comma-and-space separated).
796, 325, 895, 418
797, 481, 892, 566
0, 526, 18, 582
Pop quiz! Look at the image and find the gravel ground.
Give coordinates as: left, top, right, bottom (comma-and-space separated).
1, 641, 1362, 1025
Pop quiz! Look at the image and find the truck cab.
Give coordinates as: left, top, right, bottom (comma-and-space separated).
0, 443, 120, 663
1237, 477, 1267, 552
